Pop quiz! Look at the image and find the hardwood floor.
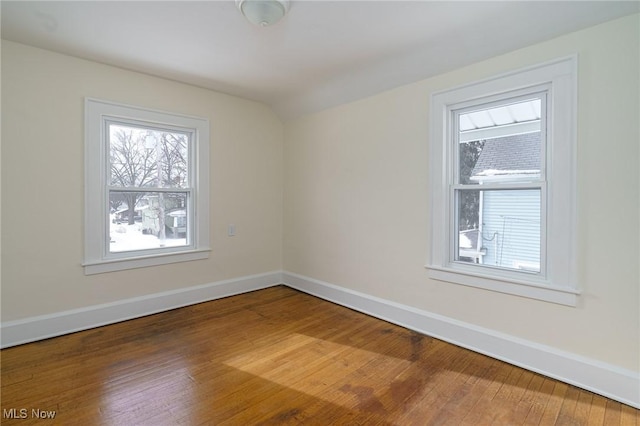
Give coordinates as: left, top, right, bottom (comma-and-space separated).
1, 286, 638, 425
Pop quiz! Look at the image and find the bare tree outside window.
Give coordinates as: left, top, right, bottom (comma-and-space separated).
109, 126, 157, 224
458, 139, 484, 231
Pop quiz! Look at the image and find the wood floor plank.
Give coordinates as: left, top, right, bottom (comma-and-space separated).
497, 369, 537, 424
604, 399, 623, 425
507, 370, 546, 424
621, 402, 640, 426
572, 390, 595, 425
388, 342, 481, 424
587, 394, 609, 426
411, 353, 500, 425
522, 377, 556, 425
2, 285, 637, 425
467, 363, 526, 424
538, 380, 570, 425
459, 361, 516, 425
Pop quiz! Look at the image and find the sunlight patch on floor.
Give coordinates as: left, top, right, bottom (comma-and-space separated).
223, 333, 412, 407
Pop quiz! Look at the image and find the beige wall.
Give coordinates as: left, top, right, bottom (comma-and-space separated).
284, 14, 640, 371
1, 40, 283, 320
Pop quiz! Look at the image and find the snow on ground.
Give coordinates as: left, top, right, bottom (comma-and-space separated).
110, 222, 186, 252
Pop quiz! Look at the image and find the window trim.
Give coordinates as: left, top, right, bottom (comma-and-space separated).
427, 56, 578, 306
84, 98, 210, 274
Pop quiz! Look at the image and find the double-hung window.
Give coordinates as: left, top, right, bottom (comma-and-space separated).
84, 99, 210, 274
428, 57, 578, 305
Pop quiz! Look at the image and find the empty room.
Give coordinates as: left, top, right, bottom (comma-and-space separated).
1, 1, 639, 424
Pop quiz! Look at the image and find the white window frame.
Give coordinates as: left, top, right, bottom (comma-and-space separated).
427, 56, 578, 306
84, 99, 210, 274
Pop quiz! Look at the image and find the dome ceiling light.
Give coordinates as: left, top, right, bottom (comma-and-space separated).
236, 0, 290, 27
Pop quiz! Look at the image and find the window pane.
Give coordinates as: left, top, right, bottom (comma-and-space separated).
456, 188, 541, 273
458, 99, 542, 185
109, 191, 188, 253
109, 124, 189, 188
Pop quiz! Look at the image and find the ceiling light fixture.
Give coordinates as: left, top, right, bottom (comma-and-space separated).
236, 0, 290, 27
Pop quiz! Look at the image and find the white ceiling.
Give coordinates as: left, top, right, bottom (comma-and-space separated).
2, 1, 638, 119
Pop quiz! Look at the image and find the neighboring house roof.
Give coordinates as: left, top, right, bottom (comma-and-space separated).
471, 132, 540, 179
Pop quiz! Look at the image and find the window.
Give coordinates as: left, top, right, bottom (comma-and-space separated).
84, 99, 210, 274
455, 96, 544, 272
428, 57, 578, 305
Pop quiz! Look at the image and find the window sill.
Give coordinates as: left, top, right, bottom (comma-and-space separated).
426, 264, 579, 306
84, 248, 210, 275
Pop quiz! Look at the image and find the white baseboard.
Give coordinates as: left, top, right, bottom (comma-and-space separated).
3, 269, 637, 408
282, 271, 640, 409
1, 271, 283, 349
